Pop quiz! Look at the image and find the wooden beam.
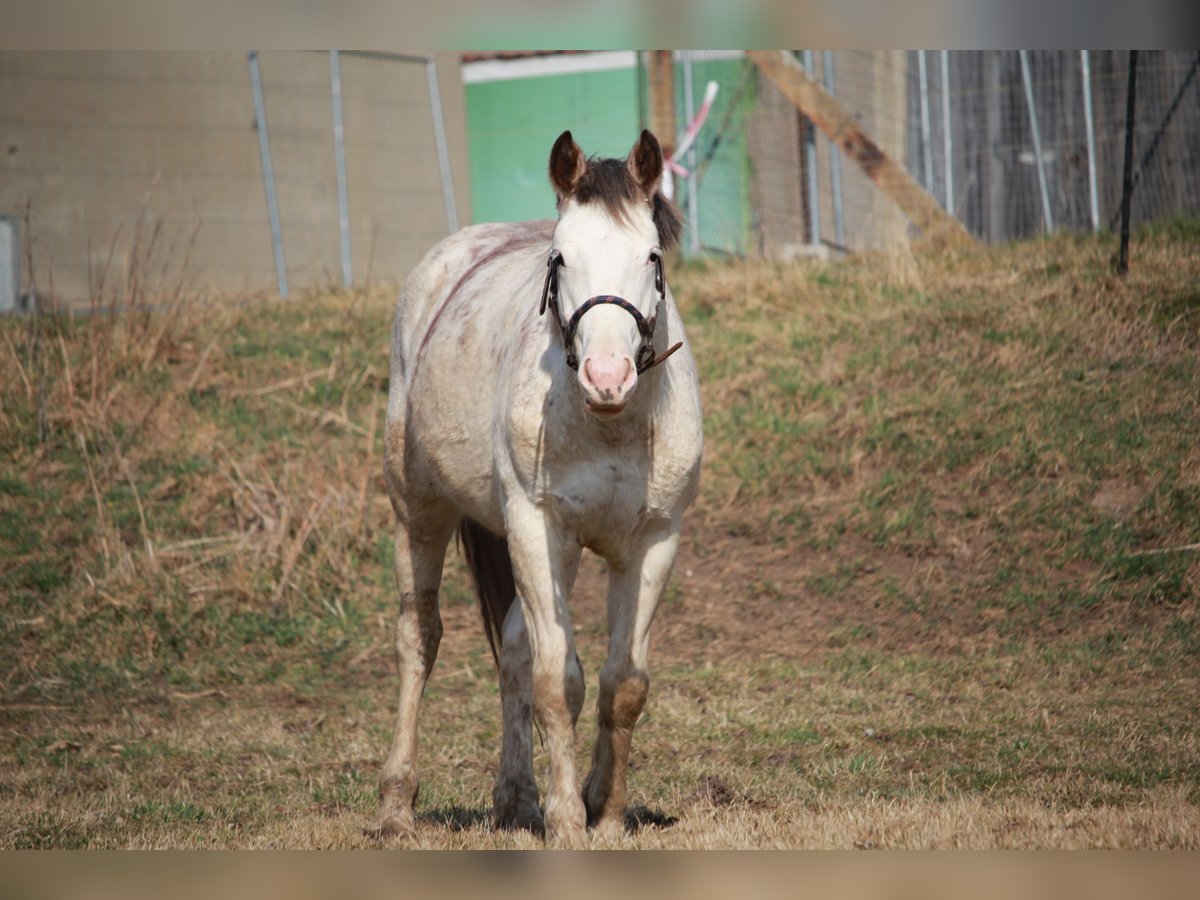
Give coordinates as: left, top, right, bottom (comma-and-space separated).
747, 50, 973, 247
647, 50, 676, 159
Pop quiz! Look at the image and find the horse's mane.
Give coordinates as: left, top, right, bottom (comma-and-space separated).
564, 157, 683, 252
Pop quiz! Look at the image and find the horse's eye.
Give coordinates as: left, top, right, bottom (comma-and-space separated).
648, 250, 660, 265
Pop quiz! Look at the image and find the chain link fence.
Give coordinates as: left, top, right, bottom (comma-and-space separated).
669, 50, 1200, 258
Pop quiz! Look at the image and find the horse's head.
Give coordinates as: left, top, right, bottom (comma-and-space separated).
544, 129, 682, 418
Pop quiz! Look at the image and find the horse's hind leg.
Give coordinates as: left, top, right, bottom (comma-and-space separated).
583, 526, 679, 838
492, 602, 544, 832
372, 508, 455, 838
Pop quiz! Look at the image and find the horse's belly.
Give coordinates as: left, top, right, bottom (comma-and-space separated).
405, 385, 502, 529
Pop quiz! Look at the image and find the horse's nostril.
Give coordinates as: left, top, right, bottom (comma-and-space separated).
583, 356, 635, 399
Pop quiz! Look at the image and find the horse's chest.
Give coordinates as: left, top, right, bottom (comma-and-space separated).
545, 458, 655, 550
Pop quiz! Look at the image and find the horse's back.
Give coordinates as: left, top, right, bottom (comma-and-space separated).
390, 220, 553, 392
385, 219, 554, 527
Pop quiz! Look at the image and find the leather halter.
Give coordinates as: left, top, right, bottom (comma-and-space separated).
539, 248, 683, 374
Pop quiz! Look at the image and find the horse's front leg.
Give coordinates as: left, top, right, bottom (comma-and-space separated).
505, 500, 587, 848
583, 524, 679, 838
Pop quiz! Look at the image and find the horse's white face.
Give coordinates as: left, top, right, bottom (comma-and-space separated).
547, 130, 669, 419
552, 201, 660, 417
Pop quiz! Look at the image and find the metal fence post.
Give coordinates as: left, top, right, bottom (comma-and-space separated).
0, 215, 17, 313
940, 50, 954, 214
822, 50, 845, 248
801, 50, 819, 246
682, 52, 701, 257
330, 50, 353, 288
1019, 50, 1054, 234
1117, 51, 1139, 275
1080, 50, 1100, 232
425, 55, 459, 235
248, 51, 289, 298
918, 50, 934, 193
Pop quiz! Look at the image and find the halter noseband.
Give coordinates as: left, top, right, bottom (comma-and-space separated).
539, 248, 683, 374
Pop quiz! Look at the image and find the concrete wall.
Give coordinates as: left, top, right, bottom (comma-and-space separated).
745, 69, 805, 256
748, 51, 911, 258
0, 51, 470, 306
819, 50, 911, 253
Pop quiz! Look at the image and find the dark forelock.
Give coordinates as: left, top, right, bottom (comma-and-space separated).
562, 157, 683, 251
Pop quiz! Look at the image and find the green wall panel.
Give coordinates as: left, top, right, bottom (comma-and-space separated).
465, 57, 754, 256
466, 69, 641, 225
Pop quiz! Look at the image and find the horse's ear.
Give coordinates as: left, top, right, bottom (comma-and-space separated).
627, 129, 663, 197
549, 130, 586, 198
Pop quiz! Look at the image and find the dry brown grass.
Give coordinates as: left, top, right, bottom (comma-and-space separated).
2, 223, 1198, 848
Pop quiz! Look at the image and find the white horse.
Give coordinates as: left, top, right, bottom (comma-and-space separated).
372, 129, 703, 847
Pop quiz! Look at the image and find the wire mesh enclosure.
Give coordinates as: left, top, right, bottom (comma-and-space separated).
667, 50, 1200, 257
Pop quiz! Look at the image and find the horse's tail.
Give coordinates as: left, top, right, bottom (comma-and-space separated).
457, 518, 516, 666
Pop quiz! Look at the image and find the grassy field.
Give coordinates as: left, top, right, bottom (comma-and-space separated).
2, 223, 1198, 848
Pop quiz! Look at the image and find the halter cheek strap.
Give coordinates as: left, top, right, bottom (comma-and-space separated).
539, 249, 683, 375
539, 248, 563, 317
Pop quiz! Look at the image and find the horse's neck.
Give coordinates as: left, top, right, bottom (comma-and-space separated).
560, 364, 672, 446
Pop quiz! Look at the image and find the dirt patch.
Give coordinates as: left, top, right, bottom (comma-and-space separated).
567, 520, 993, 666
1091, 479, 1147, 519
685, 776, 758, 809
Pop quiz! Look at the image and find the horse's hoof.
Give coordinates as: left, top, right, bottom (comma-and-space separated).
364, 812, 414, 840
546, 823, 588, 850
494, 782, 544, 834
495, 803, 545, 835
589, 815, 626, 841
583, 791, 625, 836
